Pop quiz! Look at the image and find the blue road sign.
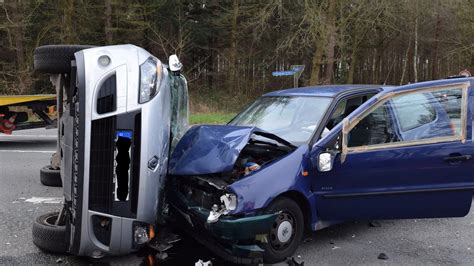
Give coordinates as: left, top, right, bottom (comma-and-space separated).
272, 71, 295, 76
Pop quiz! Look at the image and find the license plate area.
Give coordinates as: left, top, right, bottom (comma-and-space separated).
114, 130, 132, 202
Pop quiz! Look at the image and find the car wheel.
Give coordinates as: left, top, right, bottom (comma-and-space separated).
34, 45, 94, 74
32, 212, 67, 253
40, 165, 62, 187
262, 197, 304, 263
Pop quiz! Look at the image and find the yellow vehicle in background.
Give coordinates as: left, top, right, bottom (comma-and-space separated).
0, 94, 61, 186
0, 95, 56, 134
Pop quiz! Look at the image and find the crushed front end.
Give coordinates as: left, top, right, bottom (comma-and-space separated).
166, 125, 296, 263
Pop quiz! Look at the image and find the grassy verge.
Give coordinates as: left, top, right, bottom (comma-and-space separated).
190, 113, 236, 125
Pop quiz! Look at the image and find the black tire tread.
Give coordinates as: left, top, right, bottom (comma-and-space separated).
32, 212, 67, 253
40, 165, 62, 187
262, 197, 304, 263
34, 45, 94, 74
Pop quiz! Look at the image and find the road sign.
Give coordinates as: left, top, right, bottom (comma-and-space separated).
272, 65, 305, 87
272, 71, 296, 76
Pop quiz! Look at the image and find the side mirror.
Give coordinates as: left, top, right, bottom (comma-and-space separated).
317, 152, 335, 172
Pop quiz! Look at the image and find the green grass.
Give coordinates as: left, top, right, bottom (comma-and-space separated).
190, 113, 236, 125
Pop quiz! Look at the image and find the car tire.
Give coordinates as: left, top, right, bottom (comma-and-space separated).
262, 197, 304, 263
34, 45, 94, 74
40, 165, 62, 187
32, 212, 67, 253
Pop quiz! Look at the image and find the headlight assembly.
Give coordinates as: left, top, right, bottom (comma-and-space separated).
139, 57, 163, 103
207, 193, 238, 223
220, 193, 237, 214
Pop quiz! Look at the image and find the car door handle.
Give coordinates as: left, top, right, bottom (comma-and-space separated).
443, 155, 472, 163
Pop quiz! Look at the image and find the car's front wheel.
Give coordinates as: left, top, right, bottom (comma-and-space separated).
262, 197, 304, 263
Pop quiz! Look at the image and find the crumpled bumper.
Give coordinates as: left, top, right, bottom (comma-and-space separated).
185, 207, 276, 240
169, 193, 277, 263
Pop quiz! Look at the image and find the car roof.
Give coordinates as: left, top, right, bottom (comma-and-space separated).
383, 77, 473, 94
263, 84, 389, 98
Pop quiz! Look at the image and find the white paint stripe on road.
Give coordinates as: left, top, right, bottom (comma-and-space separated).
24, 197, 63, 204
0, 134, 56, 137
0, 149, 55, 153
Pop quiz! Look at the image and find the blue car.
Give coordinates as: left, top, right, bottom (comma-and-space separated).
167, 78, 473, 264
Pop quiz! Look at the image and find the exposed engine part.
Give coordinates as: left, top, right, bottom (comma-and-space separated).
171, 136, 294, 223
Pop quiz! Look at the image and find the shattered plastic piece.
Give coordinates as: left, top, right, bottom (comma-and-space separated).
220, 194, 237, 214
207, 204, 222, 223
148, 238, 173, 253
369, 221, 381, 227
156, 252, 168, 260
287, 256, 305, 266
378, 253, 389, 260
195, 259, 213, 266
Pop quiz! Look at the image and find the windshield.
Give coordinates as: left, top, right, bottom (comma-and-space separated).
229, 96, 332, 145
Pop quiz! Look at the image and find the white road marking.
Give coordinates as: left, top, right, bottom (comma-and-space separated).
0, 134, 56, 138
0, 149, 55, 153
24, 197, 63, 204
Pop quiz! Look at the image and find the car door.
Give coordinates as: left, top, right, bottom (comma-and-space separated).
313, 80, 474, 220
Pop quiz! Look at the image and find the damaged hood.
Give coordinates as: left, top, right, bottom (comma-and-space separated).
168, 125, 294, 175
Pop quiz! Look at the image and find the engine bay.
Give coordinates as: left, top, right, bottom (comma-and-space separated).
170, 136, 295, 211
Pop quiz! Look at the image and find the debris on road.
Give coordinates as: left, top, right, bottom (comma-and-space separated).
378, 253, 389, 260
56, 258, 63, 264
287, 256, 304, 266
195, 259, 212, 266
369, 221, 381, 227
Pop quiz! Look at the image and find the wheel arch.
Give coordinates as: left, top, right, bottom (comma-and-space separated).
273, 190, 312, 232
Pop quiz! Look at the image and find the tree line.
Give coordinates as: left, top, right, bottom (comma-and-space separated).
1, 0, 473, 109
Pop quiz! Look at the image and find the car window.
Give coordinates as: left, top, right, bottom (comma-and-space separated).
321, 93, 376, 139
392, 93, 436, 131
348, 87, 464, 148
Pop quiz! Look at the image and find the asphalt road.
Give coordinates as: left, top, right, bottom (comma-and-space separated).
1, 128, 473, 265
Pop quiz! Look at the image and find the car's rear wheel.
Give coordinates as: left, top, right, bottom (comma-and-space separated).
40, 165, 62, 187
262, 197, 304, 263
32, 212, 67, 253
34, 45, 94, 74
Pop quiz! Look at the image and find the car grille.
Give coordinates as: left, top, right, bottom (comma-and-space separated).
88, 112, 141, 218
89, 116, 115, 213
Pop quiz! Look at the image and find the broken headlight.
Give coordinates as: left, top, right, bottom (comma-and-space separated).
139, 57, 163, 103
207, 193, 238, 223
220, 193, 237, 214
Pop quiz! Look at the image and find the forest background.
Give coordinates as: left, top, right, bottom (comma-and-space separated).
1, 0, 473, 118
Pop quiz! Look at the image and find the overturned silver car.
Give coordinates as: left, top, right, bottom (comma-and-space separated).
31, 44, 188, 257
